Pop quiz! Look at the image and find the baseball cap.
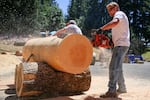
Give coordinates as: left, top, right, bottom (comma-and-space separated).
68, 20, 77, 25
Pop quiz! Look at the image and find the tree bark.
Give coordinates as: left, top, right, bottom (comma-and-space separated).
15, 62, 91, 97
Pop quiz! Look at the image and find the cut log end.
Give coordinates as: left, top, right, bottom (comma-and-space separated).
57, 34, 93, 74
15, 63, 42, 97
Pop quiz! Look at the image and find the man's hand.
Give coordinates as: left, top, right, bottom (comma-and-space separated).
96, 28, 103, 34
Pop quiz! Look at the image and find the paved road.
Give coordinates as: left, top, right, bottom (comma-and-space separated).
90, 62, 150, 81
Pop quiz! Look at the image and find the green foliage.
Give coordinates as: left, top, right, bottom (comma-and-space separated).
37, 2, 64, 31
67, 0, 111, 36
84, 0, 110, 30
114, 0, 150, 54
67, 0, 89, 19
84, 0, 101, 30
67, 0, 89, 35
0, 0, 37, 34
0, 0, 64, 35
142, 47, 150, 61
67, 0, 150, 54
0, 0, 150, 55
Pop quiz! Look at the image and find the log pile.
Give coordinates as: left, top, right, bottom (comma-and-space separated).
15, 34, 93, 97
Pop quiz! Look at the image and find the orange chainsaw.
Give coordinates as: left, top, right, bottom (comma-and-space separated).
91, 29, 113, 48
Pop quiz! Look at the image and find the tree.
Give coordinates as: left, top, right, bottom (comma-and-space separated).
67, 0, 89, 35
0, 0, 37, 34
0, 0, 64, 35
84, 0, 101, 31
66, 0, 150, 54
67, 0, 89, 19
37, 0, 64, 31
115, 0, 150, 54
83, 0, 112, 36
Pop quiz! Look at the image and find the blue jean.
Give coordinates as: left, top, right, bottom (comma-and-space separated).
108, 46, 129, 92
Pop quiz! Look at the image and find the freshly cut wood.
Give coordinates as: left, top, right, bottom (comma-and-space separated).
15, 62, 91, 97
16, 62, 42, 97
22, 34, 93, 74
15, 65, 19, 87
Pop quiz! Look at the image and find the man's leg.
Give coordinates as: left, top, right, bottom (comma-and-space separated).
108, 46, 122, 92
117, 46, 129, 93
100, 47, 120, 98
117, 71, 127, 93
100, 46, 128, 98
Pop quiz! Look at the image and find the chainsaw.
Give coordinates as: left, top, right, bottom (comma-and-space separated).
91, 29, 113, 48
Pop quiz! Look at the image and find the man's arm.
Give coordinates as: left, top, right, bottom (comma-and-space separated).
100, 18, 119, 30
53, 28, 66, 36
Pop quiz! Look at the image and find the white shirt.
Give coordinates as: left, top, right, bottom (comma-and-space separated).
112, 11, 130, 47
64, 24, 82, 35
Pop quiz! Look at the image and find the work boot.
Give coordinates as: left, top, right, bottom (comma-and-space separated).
100, 91, 118, 98
117, 89, 127, 93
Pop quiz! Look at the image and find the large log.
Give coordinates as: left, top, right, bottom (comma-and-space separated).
22, 34, 93, 74
15, 62, 91, 97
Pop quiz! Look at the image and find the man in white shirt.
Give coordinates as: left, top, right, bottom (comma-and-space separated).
54, 20, 82, 38
98, 2, 130, 98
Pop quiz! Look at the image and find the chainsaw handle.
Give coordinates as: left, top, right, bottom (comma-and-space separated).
96, 29, 104, 34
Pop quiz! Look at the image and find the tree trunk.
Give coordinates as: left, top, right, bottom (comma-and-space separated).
15, 62, 91, 97
22, 34, 93, 74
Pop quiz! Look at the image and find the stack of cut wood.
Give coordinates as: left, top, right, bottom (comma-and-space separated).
15, 34, 93, 97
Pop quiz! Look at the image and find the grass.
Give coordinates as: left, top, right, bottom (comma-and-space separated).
142, 47, 150, 61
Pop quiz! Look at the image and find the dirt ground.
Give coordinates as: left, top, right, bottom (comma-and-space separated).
0, 53, 150, 100
0, 37, 150, 100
